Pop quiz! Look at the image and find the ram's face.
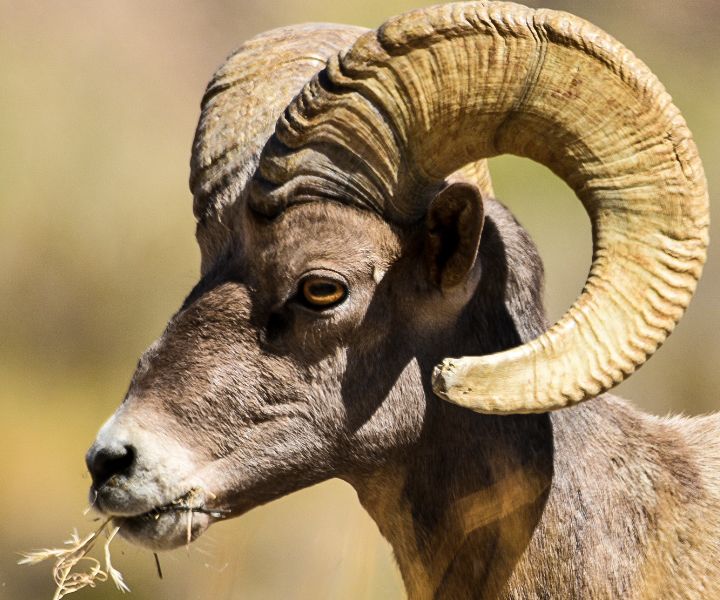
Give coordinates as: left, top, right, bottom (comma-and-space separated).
85, 202, 431, 550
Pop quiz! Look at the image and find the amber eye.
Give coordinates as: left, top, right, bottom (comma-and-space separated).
301, 276, 347, 308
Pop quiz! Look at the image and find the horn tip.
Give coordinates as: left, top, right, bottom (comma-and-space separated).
432, 357, 515, 414
432, 356, 582, 415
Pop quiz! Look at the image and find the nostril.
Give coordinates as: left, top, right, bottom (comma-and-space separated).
86, 444, 136, 488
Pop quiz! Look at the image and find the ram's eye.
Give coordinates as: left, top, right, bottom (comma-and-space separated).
300, 276, 347, 309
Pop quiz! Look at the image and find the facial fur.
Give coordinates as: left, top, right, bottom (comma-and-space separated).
86, 199, 480, 549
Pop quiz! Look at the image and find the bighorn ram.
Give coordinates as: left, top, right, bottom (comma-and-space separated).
85, 2, 718, 597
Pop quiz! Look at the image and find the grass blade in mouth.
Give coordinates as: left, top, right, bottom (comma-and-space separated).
18, 487, 225, 596
18, 518, 129, 598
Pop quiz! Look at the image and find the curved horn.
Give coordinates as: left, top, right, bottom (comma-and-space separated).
250, 2, 709, 414
190, 24, 368, 273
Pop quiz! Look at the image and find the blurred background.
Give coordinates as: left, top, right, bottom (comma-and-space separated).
1, 0, 717, 598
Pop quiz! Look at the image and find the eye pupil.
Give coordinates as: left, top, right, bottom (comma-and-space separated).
309, 282, 337, 296
302, 277, 346, 307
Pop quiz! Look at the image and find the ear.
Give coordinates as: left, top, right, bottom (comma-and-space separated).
425, 182, 484, 291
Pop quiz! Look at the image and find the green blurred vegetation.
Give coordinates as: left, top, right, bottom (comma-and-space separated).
1, 1, 717, 598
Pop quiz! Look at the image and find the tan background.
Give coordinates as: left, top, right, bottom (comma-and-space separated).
1, 1, 717, 598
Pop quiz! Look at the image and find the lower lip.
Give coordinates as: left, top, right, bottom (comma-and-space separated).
112, 508, 212, 551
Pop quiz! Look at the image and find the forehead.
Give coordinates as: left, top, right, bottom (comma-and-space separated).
245, 202, 401, 283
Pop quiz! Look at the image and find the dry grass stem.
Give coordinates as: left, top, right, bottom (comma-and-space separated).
18, 519, 129, 599
153, 552, 164, 579
186, 509, 193, 552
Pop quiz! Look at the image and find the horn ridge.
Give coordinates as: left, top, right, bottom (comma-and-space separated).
252, 1, 708, 414
190, 24, 369, 273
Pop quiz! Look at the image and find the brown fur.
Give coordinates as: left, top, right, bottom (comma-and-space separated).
86, 192, 720, 597
356, 398, 720, 599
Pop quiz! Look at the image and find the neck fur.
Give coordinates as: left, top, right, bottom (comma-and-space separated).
352, 408, 553, 599
351, 197, 554, 597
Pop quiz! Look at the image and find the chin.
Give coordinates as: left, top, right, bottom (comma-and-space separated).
92, 485, 225, 551
113, 509, 212, 551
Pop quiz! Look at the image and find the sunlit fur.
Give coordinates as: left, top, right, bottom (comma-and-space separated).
87, 194, 720, 597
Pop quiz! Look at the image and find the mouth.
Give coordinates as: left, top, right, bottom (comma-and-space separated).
101, 489, 230, 551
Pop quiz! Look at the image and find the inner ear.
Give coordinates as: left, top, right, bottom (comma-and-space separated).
425, 181, 484, 291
